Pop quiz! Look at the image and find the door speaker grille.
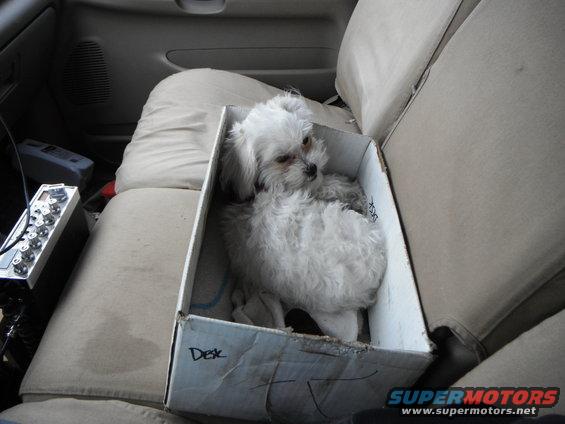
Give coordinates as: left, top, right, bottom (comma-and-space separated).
62, 41, 111, 105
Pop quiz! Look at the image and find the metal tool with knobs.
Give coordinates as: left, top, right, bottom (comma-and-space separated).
0, 184, 84, 284
0, 184, 89, 368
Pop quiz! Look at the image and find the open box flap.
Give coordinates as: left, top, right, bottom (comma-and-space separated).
175, 108, 229, 315
166, 107, 229, 405
358, 142, 433, 353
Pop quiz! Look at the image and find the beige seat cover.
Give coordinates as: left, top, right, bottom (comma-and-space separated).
115, 1, 467, 193
115, 69, 358, 193
335, 0, 461, 141
382, 0, 565, 355
20, 188, 200, 406
0, 398, 195, 424
456, 309, 565, 416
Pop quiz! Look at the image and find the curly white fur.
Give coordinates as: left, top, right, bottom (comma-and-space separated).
220, 94, 386, 338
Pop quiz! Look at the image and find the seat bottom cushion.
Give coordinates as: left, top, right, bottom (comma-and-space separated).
0, 398, 195, 424
115, 68, 359, 193
0, 398, 257, 424
19, 188, 200, 406
456, 309, 565, 416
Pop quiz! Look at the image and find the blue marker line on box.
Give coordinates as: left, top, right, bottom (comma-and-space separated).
191, 270, 231, 310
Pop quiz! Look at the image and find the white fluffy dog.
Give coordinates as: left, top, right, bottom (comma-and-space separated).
220, 94, 386, 341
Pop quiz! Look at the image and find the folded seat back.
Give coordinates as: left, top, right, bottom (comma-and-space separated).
379, 0, 565, 380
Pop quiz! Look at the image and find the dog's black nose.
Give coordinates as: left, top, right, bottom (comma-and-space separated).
305, 163, 317, 177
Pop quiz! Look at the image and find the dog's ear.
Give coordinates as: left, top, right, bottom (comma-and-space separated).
220, 122, 257, 201
272, 93, 312, 121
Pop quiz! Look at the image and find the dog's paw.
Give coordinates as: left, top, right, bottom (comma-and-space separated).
316, 174, 367, 213
346, 185, 367, 214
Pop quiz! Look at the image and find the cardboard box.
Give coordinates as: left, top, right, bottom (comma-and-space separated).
165, 106, 434, 422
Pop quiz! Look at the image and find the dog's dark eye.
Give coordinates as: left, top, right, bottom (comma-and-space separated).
276, 154, 291, 163
302, 136, 309, 145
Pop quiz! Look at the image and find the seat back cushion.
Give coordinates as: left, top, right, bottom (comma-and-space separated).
456, 309, 565, 416
115, 69, 357, 193
382, 0, 565, 355
335, 0, 461, 142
